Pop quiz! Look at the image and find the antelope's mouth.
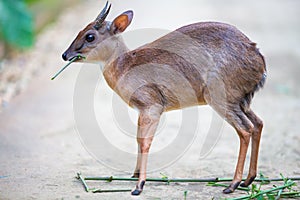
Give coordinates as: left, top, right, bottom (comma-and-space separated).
51, 54, 86, 80
69, 55, 86, 62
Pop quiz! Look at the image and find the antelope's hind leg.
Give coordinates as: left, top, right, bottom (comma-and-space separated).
240, 109, 263, 187
221, 106, 254, 194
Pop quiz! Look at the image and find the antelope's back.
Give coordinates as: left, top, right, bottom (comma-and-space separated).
144, 22, 266, 105
107, 22, 266, 110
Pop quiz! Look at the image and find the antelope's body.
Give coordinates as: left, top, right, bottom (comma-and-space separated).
62, 2, 266, 195
104, 22, 265, 112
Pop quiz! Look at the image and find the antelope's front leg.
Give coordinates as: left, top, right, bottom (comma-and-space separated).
131, 106, 162, 196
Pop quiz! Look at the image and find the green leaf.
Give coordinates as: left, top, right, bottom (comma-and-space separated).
184, 190, 188, 200
251, 184, 258, 196
0, 0, 34, 49
160, 172, 168, 180
256, 194, 264, 200
259, 172, 271, 185
266, 193, 275, 200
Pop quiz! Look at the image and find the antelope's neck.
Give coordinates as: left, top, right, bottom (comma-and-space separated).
109, 37, 129, 63
102, 36, 129, 90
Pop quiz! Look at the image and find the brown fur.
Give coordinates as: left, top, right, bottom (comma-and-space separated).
62, 8, 266, 195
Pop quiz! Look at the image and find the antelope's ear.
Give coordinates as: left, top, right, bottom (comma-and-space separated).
110, 10, 133, 34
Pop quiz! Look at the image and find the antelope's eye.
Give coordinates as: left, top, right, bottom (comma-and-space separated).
85, 34, 95, 43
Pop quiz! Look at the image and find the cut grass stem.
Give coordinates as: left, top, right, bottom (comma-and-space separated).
227, 181, 295, 200
77, 172, 132, 193
77, 172, 90, 192
51, 55, 85, 80
83, 176, 300, 183
77, 172, 300, 197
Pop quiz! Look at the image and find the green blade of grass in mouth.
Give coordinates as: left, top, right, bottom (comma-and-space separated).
51, 55, 85, 80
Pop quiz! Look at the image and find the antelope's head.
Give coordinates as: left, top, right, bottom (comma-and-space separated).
62, 2, 133, 63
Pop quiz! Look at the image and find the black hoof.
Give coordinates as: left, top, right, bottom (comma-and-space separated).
223, 182, 241, 194
131, 173, 139, 178
240, 176, 256, 187
131, 180, 145, 196
223, 187, 234, 194
240, 182, 247, 187
131, 189, 142, 196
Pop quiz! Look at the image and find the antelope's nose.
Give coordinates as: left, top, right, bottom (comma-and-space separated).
62, 52, 68, 61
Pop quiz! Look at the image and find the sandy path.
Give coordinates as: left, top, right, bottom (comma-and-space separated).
0, 0, 299, 199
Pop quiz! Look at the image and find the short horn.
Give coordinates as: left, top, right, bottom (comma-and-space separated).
94, 1, 111, 29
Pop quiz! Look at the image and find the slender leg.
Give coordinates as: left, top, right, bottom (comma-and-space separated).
223, 128, 251, 193
131, 106, 162, 196
132, 144, 141, 178
240, 110, 263, 187
221, 107, 253, 194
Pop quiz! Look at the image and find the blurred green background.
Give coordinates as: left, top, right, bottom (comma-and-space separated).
0, 0, 78, 58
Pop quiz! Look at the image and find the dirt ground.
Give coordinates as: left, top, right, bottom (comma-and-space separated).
0, 0, 300, 199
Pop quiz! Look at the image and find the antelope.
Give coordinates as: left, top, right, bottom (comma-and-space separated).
61, 2, 266, 195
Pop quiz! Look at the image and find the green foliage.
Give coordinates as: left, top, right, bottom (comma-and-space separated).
0, 0, 34, 49
24, 0, 39, 5
184, 191, 188, 200
208, 173, 300, 200
259, 172, 271, 185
